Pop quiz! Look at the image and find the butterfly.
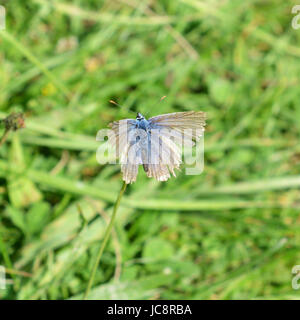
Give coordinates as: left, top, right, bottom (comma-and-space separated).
108, 111, 206, 184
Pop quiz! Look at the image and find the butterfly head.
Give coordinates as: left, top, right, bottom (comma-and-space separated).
136, 112, 145, 121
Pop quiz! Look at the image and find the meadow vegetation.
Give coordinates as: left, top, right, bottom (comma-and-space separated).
0, 0, 299, 299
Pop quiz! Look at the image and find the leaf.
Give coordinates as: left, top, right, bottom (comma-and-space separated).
70, 274, 175, 300
143, 238, 175, 260
6, 205, 26, 233
7, 177, 42, 208
26, 201, 51, 235
7, 133, 42, 208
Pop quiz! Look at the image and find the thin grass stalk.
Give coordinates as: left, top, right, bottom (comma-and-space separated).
83, 181, 127, 300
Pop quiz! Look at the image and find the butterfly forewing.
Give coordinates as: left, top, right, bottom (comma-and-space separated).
108, 119, 136, 158
149, 111, 206, 140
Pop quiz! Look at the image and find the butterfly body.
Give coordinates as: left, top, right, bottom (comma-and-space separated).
109, 111, 206, 183
136, 119, 150, 131
134, 113, 152, 172
135, 113, 153, 132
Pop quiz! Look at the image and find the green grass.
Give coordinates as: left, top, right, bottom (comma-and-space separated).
0, 0, 300, 300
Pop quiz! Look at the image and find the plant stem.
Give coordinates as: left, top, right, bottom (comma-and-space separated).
83, 181, 127, 300
0, 129, 10, 147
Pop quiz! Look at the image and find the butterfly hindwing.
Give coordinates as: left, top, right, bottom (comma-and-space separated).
142, 128, 182, 181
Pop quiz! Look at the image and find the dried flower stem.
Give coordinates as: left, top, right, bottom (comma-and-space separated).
0, 113, 25, 147
0, 129, 10, 147
83, 181, 127, 299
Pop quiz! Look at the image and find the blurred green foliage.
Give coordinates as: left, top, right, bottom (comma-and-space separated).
0, 0, 300, 299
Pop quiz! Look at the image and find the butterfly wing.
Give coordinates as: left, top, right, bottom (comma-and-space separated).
146, 111, 206, 181
109, 119, 141, 184
108, 119, 136, 158
121, 162, 139, 184
108, 112, 206, 183
141, 128, 182, 182
149, 111, 206, 141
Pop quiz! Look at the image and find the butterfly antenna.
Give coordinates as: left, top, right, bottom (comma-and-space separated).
144, 96, 167, 118
109, 100, 122, 108
109, 100, 136, 117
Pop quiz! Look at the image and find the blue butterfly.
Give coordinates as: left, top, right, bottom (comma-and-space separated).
109, 111, 206, 183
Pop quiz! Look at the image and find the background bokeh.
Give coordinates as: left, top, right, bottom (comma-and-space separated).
0, 0, 300, 299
